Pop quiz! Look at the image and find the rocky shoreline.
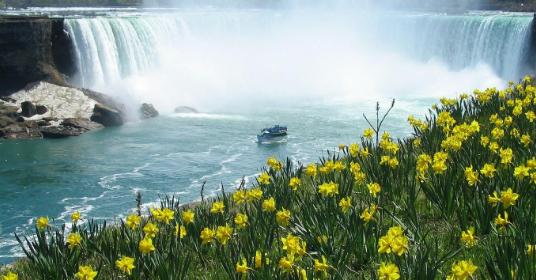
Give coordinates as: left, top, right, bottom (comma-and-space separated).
0, 81, 158, 139
0, 15, 159, 140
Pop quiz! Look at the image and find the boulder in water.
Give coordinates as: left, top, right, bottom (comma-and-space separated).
91, 103, 123, 127
140, 103, 159, 119
174, 106, 199, 114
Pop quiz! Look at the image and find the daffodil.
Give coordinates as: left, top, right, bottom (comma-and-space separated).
314, 256, 330, 273
143, 222, 159, 238
495, 212, 510, 230
318, 182, 339, 197
236, 258, 249, 275
378, 226, 409, 256
67, 232, 82, 249
464, 166, 479, 186
289, 177, 301, 191
514, 165, 530, 180
234, 213, 248, 229
281, 233, 307, 256
480, 163, 496, 178
71, 211, 81, 224
360, 204, 377, 223
246, 188, 263, 201
278, 255, 295, 272
527, 244, 536, 255
339, 197, 352, 213
521, 134, 532, 147
363, 128, 374, 139
175, 224, 187, 239
255, 250, 263, 268
258, 172, 271, 185
487, 191, 500, 207
200, 227, 215, 245
432, 152, 448, 174
75, 265, 97, 280
126, 214, 141, 229
499, 148, 513, 165
501, 188, 519, 208
232, 190, 247, 205
210, 201, 225, 214
151, 208, 174, 224
378, 262, 400, 280
262, 197, 276, 212
460, 227, 477, 247
305, 163, 317, 177
216, 224, 233, 245
349, 143, 359, 157
276, 208, 291, 227
2, 272, 18, 280
447, 260, 477, 280
115, 256, 135, 276
36, 216, 49, 231
182, 210, 195, 224
367, 182, 381, 197
267, 156, 282, 171
138, 237, 155, 254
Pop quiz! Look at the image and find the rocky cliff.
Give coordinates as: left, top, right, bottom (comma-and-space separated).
0, 16, 75, 96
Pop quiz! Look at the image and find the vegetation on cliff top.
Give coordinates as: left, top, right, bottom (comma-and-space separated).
2, 76, 536, 279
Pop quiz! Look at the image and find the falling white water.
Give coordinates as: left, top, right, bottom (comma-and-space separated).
63, 9, 532, 112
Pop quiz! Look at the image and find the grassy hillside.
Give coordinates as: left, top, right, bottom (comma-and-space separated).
2, 77, 536, 279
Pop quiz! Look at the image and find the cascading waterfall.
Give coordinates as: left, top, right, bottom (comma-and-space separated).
65, 17, 181, 87
64, 10, 534, 94
64, 11, 277, 89
389, 13, 534, 80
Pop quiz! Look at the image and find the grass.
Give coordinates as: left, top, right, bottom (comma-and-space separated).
2, 77, 536, 279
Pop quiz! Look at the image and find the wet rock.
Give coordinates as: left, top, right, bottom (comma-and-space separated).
140, 103, 159, 119
174, 106, 199, 114
0, 123, 41, 139
21, 101, 36, 117
40, 125, 84, 138
62, 118, 103, 130
36, 119, 50, 127
36, 105, 48, 115
0, 103, 19, 118
91, 103, 123, 127
0, 115, 14, 127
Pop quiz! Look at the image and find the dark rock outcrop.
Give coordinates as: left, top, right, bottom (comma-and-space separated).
0, 16, 74, 96
62, 118, 104, 131
36, 104, 48, 115
91, 103, 123, 127
40, 118, 103, 138
21, 101, 36, 117
40, 125, 84, 138
140, 103, 159, 119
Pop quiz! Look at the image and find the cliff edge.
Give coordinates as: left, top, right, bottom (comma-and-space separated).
0, 16, 75, 96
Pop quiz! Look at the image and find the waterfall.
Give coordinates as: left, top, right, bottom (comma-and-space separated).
64, 10, 277, 89
64, 11, 534, 91
388, 13, 534, 80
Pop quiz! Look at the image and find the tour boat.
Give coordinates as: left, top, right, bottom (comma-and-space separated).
257, 125, 287, 143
